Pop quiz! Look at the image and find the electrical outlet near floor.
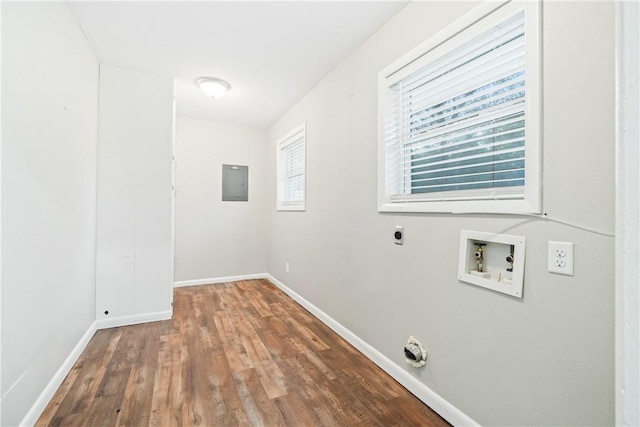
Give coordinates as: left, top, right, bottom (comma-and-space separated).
548, 241, 574, 276
285, 262, 289, 273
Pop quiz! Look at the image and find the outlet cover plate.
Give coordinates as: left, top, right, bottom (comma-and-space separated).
548, 241, 574, 276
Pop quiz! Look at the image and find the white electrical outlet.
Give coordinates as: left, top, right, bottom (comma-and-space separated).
285, 262, 289, 273
548, 241, 574, 276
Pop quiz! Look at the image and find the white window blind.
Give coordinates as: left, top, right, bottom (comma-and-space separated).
277, 123, 306, 211
379, 1, 540, 213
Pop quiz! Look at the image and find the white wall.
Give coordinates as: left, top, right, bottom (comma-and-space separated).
1, 3, 99, 425
266, 1, 615, 425
96, 65, 174, 328
174, 117, 267, 282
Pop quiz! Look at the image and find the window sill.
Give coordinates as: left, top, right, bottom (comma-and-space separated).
277, 205, 306, 212
378, 199, 540, 215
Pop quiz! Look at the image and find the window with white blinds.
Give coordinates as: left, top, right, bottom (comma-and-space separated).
378, 0, 541, 214
277, 123, 306, 211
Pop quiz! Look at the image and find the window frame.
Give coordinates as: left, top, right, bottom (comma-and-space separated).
276, 122, 306, 211
377, 0, 541, 214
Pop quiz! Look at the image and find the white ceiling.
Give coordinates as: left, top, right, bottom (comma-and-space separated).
69, 1, 408, 128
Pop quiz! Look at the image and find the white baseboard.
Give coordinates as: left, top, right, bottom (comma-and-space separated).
96, 310, 173, 330
20, 321, 98, 427
265, 274, 479, 427
174, 273, 267, 288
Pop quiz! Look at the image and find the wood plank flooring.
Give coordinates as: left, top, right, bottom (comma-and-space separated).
36, 279, 449, 426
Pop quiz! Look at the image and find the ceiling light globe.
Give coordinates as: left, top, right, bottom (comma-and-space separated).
195, 77, 231, 98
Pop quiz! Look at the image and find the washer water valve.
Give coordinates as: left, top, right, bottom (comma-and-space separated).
404, 336, 427, 368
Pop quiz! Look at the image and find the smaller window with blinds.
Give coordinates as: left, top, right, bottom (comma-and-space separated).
277, 123, 306, 211
378, 0, 541, 214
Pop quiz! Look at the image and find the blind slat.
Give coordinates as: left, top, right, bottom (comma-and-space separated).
398, 13, 525, 90
406, 83, 525, 135
404, 119, 524, 157
400, 35, 525, 106
404, 70, 525, 127
406, 142, 525, 171
404, 107, 524, 147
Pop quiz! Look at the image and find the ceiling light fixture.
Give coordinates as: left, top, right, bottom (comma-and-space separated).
195, 77, 231, 98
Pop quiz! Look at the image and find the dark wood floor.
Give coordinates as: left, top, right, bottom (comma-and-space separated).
37, 279, 449, 426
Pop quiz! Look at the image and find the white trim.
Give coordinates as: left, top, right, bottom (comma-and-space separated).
615, 1, 640, 425
174, 273, 267, 288
96, 310, 172, 330
379, 199, 539, 215
265, 274, 479, 427
19, 321, 98, 427
276, 122, 306, 147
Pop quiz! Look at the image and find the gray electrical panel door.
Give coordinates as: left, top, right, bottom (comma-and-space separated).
222, 164, 248, 201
